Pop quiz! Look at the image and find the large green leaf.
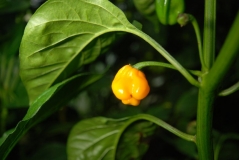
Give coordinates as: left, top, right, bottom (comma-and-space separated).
67, 115, 156, 160
67, 114, 196, 160
20, 0, 188, 104
0, 73, 103, 160
19, 0, 136, 104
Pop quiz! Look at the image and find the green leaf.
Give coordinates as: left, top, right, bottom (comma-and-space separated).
0, 73, 102, 160
116, 121, 156, 160
20, 0, 191, 104
67, 114, 196, 159
67, 115, 156, 160
19, 0, 135, 104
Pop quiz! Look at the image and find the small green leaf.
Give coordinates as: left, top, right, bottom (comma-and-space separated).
0, 73, 102, 159
67, 115, 156, 160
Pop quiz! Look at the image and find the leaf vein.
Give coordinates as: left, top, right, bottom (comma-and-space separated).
26, 32, 94, 58
82, 130, 119, 151
82, 0, 127, 28
26, 67, 62, 81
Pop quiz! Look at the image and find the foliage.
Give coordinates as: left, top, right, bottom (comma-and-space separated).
0, 0, 239, 160
67, 115, 156, 160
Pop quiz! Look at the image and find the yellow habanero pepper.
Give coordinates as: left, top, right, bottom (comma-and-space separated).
111, 65, 150, 106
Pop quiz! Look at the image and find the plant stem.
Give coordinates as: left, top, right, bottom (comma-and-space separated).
133, 61, 202, 76
113, 114, 196, 159
196, 10, 239, 160
219, 81, 239, 96
137, 114, 196, 142
195, 0, 217, 159
196, 87, 215, 160
130, 30, 200, 87
189, 15, 205, 70
203, 0, 216, 71
205, 11, 239, 90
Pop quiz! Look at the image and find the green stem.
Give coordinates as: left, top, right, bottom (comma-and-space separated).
189, 15, 205, 69
196, 0, 217, 159
205, 11, 239, 90
197, 10, 239, 160
196, 87, 215, 160
133, 61, 202, 76
219, 81, 239, 96
113, 114, 196, 159
203, 0, 216, 70
129, 30, 200, 87
136, 114, 196, 142
138, 114, 195, 141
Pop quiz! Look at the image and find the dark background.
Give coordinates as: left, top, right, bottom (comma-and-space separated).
0, 0, 239, 159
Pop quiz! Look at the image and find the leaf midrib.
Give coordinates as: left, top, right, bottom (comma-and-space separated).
26, 29, 135, 96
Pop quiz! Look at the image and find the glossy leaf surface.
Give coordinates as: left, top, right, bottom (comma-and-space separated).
19, 0, 135, 103
67, 115, 156, 160
20, 0, 188, 104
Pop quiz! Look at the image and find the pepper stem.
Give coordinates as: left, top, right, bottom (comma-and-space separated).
133, 61, 202, 84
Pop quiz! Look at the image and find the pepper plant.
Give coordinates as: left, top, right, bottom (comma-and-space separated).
0, 0, 239, 159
